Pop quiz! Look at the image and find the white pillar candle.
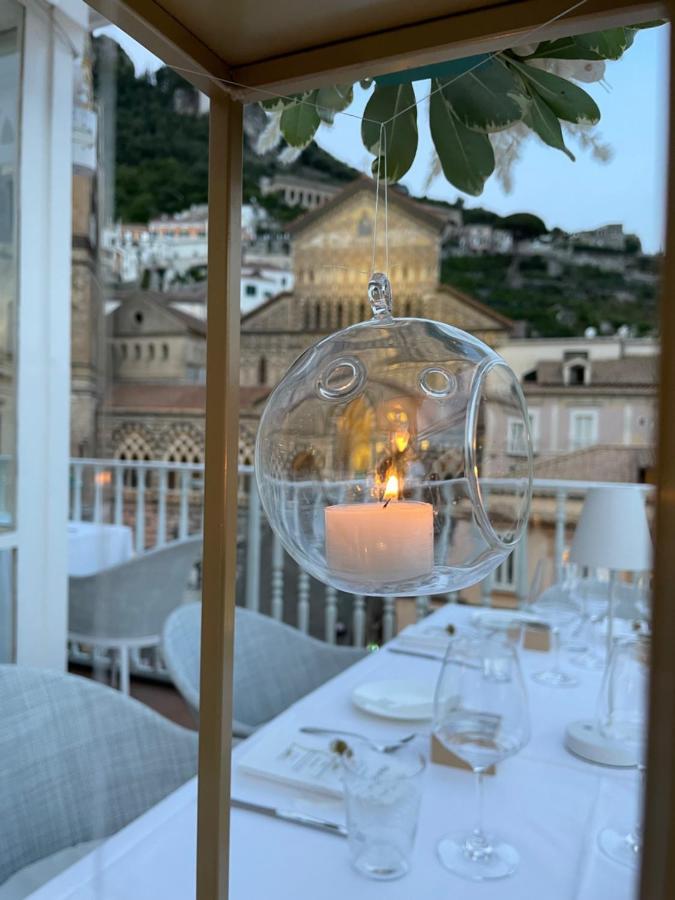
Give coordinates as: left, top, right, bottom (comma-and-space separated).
325, 501, 434, 584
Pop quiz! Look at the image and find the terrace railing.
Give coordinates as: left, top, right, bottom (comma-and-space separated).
68, 458, 654, 651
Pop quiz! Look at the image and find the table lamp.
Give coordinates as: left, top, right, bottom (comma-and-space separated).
565, 486, 652, 766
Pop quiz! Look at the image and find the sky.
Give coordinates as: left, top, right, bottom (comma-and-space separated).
102, 23, 670, 252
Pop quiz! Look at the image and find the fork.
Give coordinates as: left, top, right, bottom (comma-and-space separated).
299, 726, 421, 753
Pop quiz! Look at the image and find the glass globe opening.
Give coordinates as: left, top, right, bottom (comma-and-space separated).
255, 309, 532, 597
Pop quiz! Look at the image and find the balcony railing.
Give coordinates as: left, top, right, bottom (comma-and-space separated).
68, 458, 654, 652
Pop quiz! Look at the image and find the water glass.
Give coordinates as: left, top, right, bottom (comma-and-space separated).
597, 634, 650, 868
341, 742, 426, 880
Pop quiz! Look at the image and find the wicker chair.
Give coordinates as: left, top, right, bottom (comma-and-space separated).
162, 603, 367, 736
0, 665, 197, 893
69, 536, 202, 694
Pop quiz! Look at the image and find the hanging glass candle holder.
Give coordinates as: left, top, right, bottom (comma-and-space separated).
255, 274, 533, 597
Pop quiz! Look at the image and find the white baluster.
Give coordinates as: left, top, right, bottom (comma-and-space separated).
72, 463, 83, 521
554, 488, 567, 583
480, 571, 493, 607
270, 533, 284, 621
93, 466, 103, 523
353, 595, 366, 648
297, 569, 310, 633
516, 524, 529, 609
324, 585, 337, 644
114, 466, 123, 525
445, 591, 459, 603
135, 467, 145, 553
245, 476, 261, 611
156, 467, 167, 548
415, 595, 430, 621
179, 469, 189, 539
382, 597, 395, 643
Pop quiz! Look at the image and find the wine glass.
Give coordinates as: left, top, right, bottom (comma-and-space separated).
432, 635, 530, 880
597, 634, 650, 868
529, 561, 583, 687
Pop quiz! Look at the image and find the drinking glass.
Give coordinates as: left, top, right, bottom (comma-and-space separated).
341, 742, 426, 880
529, 581, 583, 687
569, 578, 608, 670
433, 635, 530, 880
597, 634, 650, 868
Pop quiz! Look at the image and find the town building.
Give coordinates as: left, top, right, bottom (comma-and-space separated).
259, 173, 341, 210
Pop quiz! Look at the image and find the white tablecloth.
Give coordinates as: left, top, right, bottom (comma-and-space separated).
67, 522, 133, 577
27, 603, 640, 899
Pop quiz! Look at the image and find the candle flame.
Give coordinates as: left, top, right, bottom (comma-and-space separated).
393, 431, 409, 454
383, 474, 400, 502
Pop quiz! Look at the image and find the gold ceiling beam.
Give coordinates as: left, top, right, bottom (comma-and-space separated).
232, 0, 664, 96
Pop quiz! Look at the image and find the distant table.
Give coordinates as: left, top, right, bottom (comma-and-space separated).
67, 522, 133, 577
27, 602, 639, 899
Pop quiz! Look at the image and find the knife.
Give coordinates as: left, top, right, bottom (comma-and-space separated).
231, 797, 347, 838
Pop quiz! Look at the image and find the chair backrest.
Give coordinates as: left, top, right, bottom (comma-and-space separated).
69, 536, 202, 641
0, 664, 197, 885
163, 603, 366, 734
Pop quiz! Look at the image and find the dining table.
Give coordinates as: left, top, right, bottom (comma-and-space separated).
27, 600, 640, 900
67, 521, 134, 577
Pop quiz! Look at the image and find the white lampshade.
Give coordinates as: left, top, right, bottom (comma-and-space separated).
570, 486, 652, 572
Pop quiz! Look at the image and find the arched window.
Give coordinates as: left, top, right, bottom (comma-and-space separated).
568, 364, 586, 385
315, 302, 321, 330
336, 303, 343, 328
148, 344, 155, 360
165, 431, 204, 489
115, 429, 154, 488
120, 343, 127, 360
134, 344, 141, 360
404, 301, 412, 317
258, 356, 267, 385
162, 343, 169, 360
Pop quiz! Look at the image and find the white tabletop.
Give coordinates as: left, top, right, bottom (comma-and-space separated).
28, 602, 640, 899
67, 522, 134, 577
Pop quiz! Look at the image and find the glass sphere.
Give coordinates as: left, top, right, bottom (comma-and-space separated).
255, 275, 532, 597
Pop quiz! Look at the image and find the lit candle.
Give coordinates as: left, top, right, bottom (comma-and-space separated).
325, 475, 434, 584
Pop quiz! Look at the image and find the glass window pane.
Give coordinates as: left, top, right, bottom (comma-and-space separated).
0, 5, 20, 530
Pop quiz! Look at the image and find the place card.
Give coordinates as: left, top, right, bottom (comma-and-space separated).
523, 622, 551, 652
430, 736, 496, 775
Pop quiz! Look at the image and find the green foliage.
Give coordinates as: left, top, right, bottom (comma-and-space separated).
429, 85, 494, 196
361, 84, 418, 181
500, 213, 547, 239
256, 24, 659, 195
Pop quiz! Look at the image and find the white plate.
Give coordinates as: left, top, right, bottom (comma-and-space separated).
351, 679, 435, 721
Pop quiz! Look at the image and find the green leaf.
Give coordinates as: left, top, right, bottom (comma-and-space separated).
361, 84, 418, 182
509, 60, 600, 124
526, 27, 634, 61
524, 89, 575, 160
261, 92, 306, 112
315, 85, 354, 124
429, 84, 494, 196
437, 56, 530, 132
279, 93, 321, 148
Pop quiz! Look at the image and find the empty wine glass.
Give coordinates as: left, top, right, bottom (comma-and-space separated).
570, 577, 609, 671
433, 635, 530, 880
597, 634, 650, 868
529, 562, 583, 687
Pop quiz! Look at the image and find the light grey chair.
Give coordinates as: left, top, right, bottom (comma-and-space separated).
163, 603, 367, 737
69, 536, 202, 695
0, 664, 197, 893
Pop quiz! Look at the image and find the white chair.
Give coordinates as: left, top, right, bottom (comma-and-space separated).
163, 603, 367, 736
69, 536, 202, 694
0, 664, 197, 894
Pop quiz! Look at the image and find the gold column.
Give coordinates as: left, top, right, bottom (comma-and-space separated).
196, 92, 243, 900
